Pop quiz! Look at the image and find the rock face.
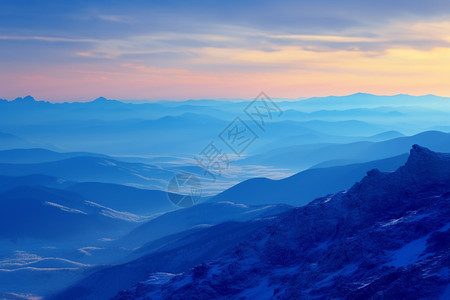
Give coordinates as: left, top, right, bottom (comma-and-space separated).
114, 145, 450, 299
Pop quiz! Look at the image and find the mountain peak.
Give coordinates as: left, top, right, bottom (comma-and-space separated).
410, 143, 434, 158
349, 92, 374, 97
353, 145, 450, 212
405, 144, 446, 168
366, 168, 383, 177
93, 97, 109, 102
13, 95, 36, 102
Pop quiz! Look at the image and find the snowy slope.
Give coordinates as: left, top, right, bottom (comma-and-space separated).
116, 201, 292, 249
0, 186, 142, 240
112, 145, 450, 299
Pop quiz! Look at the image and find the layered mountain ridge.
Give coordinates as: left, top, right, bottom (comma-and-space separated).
113, 145, 450, 299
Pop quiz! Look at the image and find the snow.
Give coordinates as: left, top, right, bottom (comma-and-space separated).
142, 272, 177, 285
380, 211, 429, 227
77, 247, 103, 256
84, 200, 144, 222
252, 215, 278, 222
98, 160, 117, 167
245, 205, 276, 214
190, 224, 213, 229
1, 293, 42, 300
98, 237, 115, 242
44, 202, 87, 215
0, 251, 89, 272
216, 201, 248, 208
323, 196, 333, 203
381, 217, 403, 227
386, 236, 429, 267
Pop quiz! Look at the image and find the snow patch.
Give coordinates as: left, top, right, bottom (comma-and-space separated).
85, 201, 143, 222
190, 224, 213, 229
216, 201, 248, 208
78, 247, 103, 256
98, 160, 117, 167
142, 272, 177, 285
245, 205, 275, 214
44, 202, 87, 215
386, 236, 429, 267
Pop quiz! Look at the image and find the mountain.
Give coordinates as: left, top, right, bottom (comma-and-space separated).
368, 130, 405, 141
0, 186, 141, 240
1, 195, 289, 299
0, 131, 23, 142
0, 131, 38, 150
66, 182, 178, 216
0, 156, 175, 190
0, 113, 231, 155
0, 250, 90, 300
2, 94, 450, 156
0, 174, 73, 193
211, 154, 408, 206
51, 220, 269, 300
255, 130, 405, 154
111, 145, 450, 299
13, 96, 37, 103
288, 93, 450, 111
282, 107, 406, 122
244, 130, 450, 170
50, 201, 291, 300
295, 119, 385, 136
0, 148, 109, 164
115, 201, 292, 249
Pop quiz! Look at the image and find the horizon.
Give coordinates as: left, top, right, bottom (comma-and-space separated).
3, 92, 450, 104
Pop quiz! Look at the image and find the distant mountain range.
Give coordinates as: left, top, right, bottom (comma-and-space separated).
0, 131, 47, 150
0, 174, 73, 193
1, 93, 450, 156
0, 155, 175, 190
0, 148, 109, 164
244, 130, 450, 170
283, 93, 450, 111
211, 154, 408, 206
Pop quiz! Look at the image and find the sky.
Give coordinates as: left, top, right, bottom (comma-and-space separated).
1, 0, 450, 102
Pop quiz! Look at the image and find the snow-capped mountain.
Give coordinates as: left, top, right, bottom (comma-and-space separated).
112, 145, 450, 299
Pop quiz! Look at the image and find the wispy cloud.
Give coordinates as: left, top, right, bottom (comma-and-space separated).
265, 34, 384, 43
1, 0, 450, 100
0, 35, 97, 43
97, 14, 135, 24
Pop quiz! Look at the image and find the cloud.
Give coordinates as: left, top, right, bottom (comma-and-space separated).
0, 35, 97, 43
1, 0, 450, 99
97, 14, 135, 24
